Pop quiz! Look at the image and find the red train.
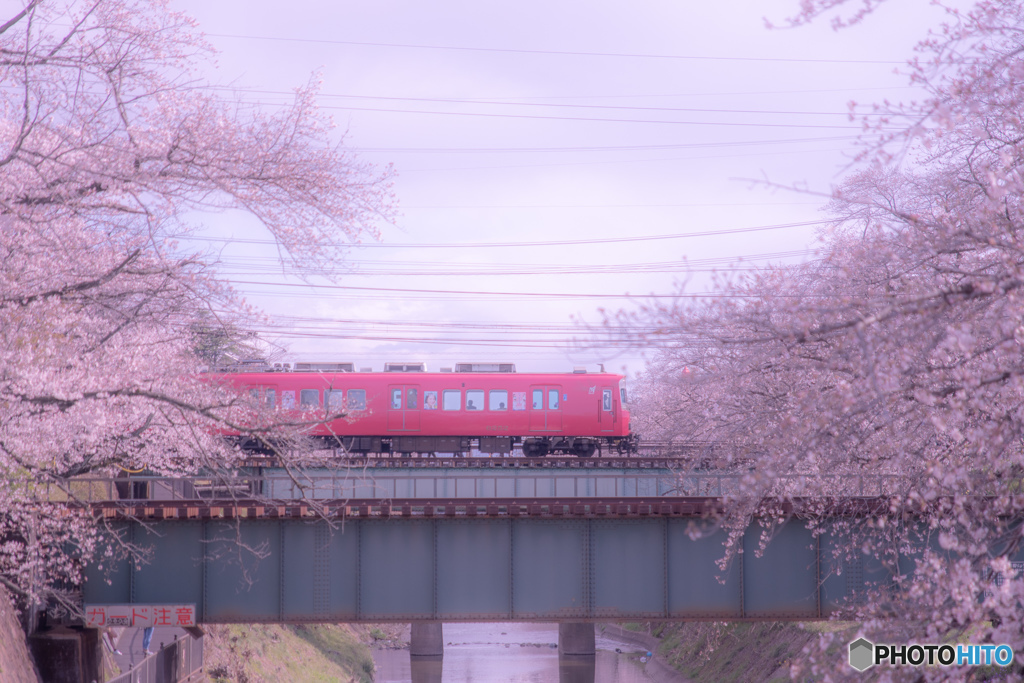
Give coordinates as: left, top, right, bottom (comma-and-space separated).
217, 362, 635, 457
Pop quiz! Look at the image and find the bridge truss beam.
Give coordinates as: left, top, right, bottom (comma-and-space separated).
83, 513, 917, 623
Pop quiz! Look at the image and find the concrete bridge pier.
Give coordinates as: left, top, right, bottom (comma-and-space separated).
409, 622, 444, 657
558, 622, 596, 656
409, 658, 443, 683
409, 623, 443, 683
559, 655, 597, 683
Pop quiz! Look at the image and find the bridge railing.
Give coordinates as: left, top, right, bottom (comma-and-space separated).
108, 631, 203, 683
46, 471, 922, 503
41, 476, 263, 503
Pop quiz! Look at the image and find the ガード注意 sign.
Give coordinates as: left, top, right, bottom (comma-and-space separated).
84, 604, 196, 628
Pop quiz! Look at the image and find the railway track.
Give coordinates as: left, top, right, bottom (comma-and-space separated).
237, 454, 706, 469
237, 442, 726, 469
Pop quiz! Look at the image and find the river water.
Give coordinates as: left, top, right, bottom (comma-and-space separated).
371, 623, 668, 683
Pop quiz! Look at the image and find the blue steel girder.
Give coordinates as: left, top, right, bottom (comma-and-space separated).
80, 515, 943, 623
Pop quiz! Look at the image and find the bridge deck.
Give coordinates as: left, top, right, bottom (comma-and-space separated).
79, 499, 965, 624
89, 496, 883, 521
70, 473, 998, 624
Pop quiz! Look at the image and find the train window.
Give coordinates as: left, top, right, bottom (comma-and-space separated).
281, 391, 296, 409
532, 389, 543, 410
326, 390, 344, 411
466, 390, 484, 411
424, 391, 438, 410
443, 390, 461, 410
248, 387, 277, 409
548, 389, 559, 410
300, 389, 320, 408
391, 388, 402, 409
620, 388, 627, 404
407, 388, 418, 409
347, 389, 366, 411
603, 389, 612, 411
489, 390, 508, 411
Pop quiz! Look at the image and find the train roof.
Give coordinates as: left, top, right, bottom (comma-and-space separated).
208, 361, 614, 375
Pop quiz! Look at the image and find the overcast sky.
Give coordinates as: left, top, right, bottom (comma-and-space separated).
173, 0, 946, 375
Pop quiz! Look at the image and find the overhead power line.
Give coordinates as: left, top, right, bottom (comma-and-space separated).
212, 248, 815, 278
209, 87, 861, 117
396, 146, 848, 173
467, 86, 916, 100
395, 202, 822, 207
348, 137, 858, 154
315, 103, 870, 130
187, 219, 827, 250
230, 280, 792, 300
207, 33, 905, 65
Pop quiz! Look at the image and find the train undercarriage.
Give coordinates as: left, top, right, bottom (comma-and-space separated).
343, 434, 638, 457
238, 434, 639, 457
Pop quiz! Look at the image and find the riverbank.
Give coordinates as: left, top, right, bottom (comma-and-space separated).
203, 623, 376, 683
599, 624, 691, 682
613, 621, 863, 683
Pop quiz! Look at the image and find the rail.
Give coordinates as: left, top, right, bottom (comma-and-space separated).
237, 443, 723, 467
239, 454, 692, 468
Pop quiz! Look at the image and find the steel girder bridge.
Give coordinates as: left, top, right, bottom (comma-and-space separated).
74, 471, 990, 624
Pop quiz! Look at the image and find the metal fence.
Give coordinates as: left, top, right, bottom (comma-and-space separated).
48, 470, 923, 505
108, 633, 203, 683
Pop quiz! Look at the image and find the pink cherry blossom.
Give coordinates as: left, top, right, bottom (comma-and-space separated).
619, 2, 1024, 679
0, 0, 392, 616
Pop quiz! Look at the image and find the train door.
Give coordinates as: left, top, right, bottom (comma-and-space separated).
547, 387, 562, 430
529, 385, 562, 431
387, 384, 421, 431
599, 386, 616, 432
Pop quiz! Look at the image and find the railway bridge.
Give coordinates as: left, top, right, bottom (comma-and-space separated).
73, 466, 968, 624
50, 465, 1019, 682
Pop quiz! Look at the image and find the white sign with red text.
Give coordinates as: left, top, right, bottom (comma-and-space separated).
84, 604, 196, 628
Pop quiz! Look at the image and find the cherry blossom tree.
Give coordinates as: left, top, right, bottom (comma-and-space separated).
616, 1, 1024, 679
0, 0, 392, 616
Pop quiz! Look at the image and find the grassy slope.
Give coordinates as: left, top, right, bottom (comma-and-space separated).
650, 621, 851, 683
203, 624, 376, 683
652, 621, 1019, 682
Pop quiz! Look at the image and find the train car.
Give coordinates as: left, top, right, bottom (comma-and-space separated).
216, 362, 635, 457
